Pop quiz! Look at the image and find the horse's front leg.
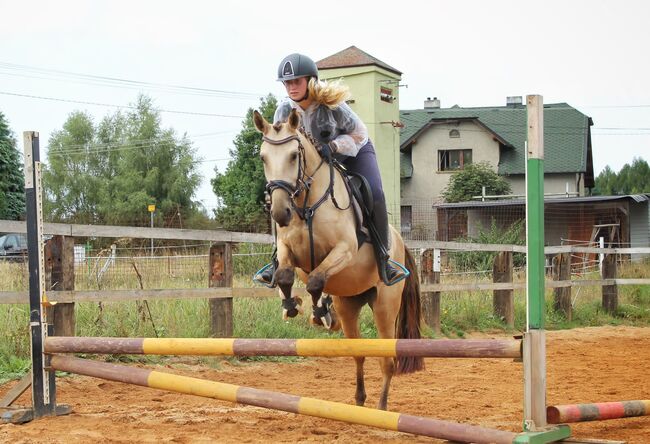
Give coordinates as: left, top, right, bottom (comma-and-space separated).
307, 243, 353, 329
275, 242, 302, 319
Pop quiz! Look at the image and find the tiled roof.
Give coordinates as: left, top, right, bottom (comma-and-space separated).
317, 46, 402, 76
399, 103, 592, 175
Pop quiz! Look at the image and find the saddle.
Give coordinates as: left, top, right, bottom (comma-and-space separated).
338, 167, 373, 247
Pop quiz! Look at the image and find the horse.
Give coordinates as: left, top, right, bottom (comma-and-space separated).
253, 108, 424, 410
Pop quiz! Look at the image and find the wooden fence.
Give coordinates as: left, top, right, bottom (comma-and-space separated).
1, 220, 649, 336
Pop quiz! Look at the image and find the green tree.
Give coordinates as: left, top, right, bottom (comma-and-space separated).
44, 95, 202, 226
442, 161, 511, 203
0, 112, 25, 220
211, 94, 277, 232
593, 157, 650, 195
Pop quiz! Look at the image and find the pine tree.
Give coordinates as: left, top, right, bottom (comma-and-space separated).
0, 112, 25, 220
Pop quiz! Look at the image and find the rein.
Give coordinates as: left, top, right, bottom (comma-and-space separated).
263, 133, 348, 270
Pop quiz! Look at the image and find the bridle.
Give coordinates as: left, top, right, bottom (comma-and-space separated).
262, 132, 348, 270
263, 134, 314, 205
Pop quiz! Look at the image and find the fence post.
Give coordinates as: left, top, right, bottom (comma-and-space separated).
420, 249, 440, 334
602, 253, 618, 314
209, 242, 233, 337
552, 253, 572, 320
492, 251, 514, 327
45, 235, 76, 336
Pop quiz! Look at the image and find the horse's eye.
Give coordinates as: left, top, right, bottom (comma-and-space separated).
290, 152, 298, 162
260, 154, 266, 164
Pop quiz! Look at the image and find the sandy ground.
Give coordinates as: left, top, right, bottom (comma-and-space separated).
1, 326, 649, 443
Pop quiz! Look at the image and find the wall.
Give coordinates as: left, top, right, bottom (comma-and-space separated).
630, 200, 650, 261
318, 65, 401, 226
508, 173, 586, 196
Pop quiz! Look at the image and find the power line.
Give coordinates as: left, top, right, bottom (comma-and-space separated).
0, 90, 246, 119
47, 130, 239, 155
0, 61, 265, 100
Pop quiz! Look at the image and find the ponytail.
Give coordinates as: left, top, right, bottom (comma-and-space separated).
308, 78, 351, 108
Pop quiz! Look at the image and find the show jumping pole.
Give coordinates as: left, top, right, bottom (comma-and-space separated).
44, 337, 522, 359
547, 400, 650, 424
10, 132, 71, 424
516, 95, 571, 443
49, 354, 519, 444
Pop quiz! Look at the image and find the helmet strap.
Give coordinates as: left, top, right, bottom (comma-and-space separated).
297, 77, 311, 102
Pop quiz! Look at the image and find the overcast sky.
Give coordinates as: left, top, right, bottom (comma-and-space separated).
2, 0, 649, 210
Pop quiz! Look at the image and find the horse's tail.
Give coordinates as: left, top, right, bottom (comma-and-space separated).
395, 247, 425, 374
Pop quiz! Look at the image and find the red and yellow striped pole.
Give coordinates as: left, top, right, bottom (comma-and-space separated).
547, 400, 650, 423
44, 337, 522, 359
49, 355, 518, 444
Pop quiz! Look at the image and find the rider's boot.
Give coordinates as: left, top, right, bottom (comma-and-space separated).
253, 250, 278, 288
370, 199, 408, 286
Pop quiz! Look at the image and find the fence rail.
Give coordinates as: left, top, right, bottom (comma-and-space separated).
1, 220, 649, 335
3, 219, 650, 254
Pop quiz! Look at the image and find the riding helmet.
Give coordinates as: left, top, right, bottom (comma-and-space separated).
277, 53, 319, 82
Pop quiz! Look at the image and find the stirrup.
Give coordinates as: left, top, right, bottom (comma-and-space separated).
253, 262, 276, 288
383, 259, 410, 286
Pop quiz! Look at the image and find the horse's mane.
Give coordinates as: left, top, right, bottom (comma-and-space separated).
298, 127, 319, 149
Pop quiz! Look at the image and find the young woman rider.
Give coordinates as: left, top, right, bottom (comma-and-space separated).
255, 53, 406, 287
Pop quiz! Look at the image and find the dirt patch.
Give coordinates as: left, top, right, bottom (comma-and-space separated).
2, 326, 649, 443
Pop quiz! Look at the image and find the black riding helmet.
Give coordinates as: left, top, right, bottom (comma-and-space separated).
277, 53, 319, 82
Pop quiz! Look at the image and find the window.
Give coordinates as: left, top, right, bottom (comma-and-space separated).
439, 149, 472, 171
449, 129, 460, 138
380, 86, 394, 103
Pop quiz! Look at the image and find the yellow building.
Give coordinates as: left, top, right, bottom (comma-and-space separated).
316, 46, 402, 225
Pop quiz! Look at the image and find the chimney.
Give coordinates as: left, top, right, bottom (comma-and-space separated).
424, 97, 441, 109
506, 96, 522, 107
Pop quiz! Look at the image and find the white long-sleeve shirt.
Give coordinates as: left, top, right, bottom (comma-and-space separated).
273, 98, 368, 157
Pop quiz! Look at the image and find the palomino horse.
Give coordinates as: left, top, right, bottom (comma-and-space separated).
253, 109, 423, 410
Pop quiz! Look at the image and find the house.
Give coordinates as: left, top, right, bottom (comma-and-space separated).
434, 194, 650, 261
399, 98, 595, 237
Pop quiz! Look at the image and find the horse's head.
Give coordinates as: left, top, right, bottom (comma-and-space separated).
254, 108, 307, 227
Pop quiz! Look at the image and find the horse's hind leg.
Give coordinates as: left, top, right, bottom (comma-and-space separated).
333, 294, 368, 407
371, 285, 403, 410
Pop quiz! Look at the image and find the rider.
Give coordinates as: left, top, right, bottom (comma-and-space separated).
255, 52, 406, 287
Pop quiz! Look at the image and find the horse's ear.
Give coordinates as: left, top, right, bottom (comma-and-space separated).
288, 108, 300, 131
253, 110, 269, 134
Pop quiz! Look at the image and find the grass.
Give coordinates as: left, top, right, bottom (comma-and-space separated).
1, 254, 649, 381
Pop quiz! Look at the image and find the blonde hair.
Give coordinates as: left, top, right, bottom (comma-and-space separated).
308, 78, 351, 108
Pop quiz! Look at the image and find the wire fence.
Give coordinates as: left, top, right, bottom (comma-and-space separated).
1, 195, 649, 292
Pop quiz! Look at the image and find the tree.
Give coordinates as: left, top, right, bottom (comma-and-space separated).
44, 95, 202, 226
593, 157, 650, 195
441, 161, 511, 203
0, 112, 25, 220
211, 94, 277, 232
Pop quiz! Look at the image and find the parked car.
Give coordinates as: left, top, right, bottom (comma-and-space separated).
0, 233, 28, 261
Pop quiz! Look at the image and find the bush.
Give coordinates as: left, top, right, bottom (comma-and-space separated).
450, 219, 525, 272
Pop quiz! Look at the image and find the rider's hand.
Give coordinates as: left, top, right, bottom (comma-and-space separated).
318, 142, 337, 158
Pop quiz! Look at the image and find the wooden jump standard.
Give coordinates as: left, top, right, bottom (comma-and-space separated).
45, 337, 522, 359
547, 400, 650, 424
49, 355, 519, 444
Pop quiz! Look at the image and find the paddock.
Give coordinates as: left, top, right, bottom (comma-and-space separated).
2, 326, 648, 443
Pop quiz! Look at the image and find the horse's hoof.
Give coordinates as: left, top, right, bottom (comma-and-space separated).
283, 307, 299, 319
